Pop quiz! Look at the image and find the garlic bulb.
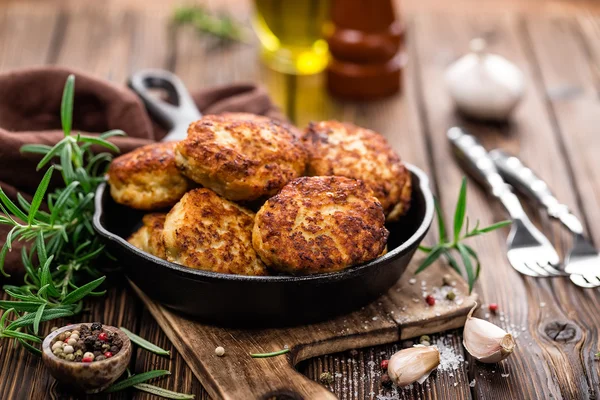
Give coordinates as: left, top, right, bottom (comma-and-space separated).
445, 38, 525, 120
463, 304, 515, 363
387, 345, 440, 387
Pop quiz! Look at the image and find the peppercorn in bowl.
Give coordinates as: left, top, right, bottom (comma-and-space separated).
42, 323, 131, 393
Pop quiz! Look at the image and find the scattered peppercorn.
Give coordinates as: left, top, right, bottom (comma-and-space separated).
446, 290, 456, 301
380, 359, 389, 370
50, 323, 122, 363
319, 372, 334, 384
380, 373, 393, 388
349, 349, 359, 357
215, 346, 225, 357
425, 295, 436, 306
419, 335, 431, 345
489, 303, 499, 313
442, 274, 452, 286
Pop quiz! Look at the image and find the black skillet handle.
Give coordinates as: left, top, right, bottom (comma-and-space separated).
128, 69, 202, 141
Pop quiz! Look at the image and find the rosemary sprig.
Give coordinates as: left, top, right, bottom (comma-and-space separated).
250, 348, 290, 358
173, 6, 250, 43
104, 370, 171, 393
0, 75, 124, 347
417, 177, 511, 293
120, 326, 171, 356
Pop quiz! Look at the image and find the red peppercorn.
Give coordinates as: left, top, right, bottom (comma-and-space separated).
425, 295, 436, 306
82, 357, 93, 363
104, 351, 113, 358
98, 332, 108, 341
489, 303, 499, 313
380, 359, 389, 370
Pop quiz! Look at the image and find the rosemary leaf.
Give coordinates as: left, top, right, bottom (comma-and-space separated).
104, 370, 171, 393
120, 327, 171, 356
0, 187, 29, 222
1, 329, 41, 343
33, 303, 46, 335
0, 301, 47, 313
442, 250, 462, 275
475, 220, 512, 234
78, 135, 120, 153
250, 348, 290, 358
456, 243, 475, 293
61, 74, 75, 137
133, 383, 195, 399
415, 246, 444, 274
28, 166, 55, 225
452, 177, 467, 242
62, 276, 106, 305
6, 307, 76, 330
18, 338, 42, 357
434, 198, 447, 242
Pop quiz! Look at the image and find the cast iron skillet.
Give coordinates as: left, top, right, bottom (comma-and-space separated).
94, 70, 434, 326
93, 164, 434, 327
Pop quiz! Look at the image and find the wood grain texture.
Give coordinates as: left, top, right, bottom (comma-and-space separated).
0, 1, 599, 399
412, 12, 600, 400
134, 262, 476, 400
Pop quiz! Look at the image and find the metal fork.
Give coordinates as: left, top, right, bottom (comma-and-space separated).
490, 149, 600, 288
447, 127, 563, 277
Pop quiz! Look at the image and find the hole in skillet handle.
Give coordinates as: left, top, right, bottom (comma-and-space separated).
93, 164, 434, 328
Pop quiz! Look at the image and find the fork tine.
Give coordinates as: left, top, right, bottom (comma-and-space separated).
538, 261, 565, 276
570, 274, 600, 288
524, 262, 551, 277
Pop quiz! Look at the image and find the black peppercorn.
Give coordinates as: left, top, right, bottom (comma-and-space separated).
110, 345, 119, 354
84, 336, 95, 347
112, 337, 123, 347
380, 373, 392, 388
90, 322, 102, 331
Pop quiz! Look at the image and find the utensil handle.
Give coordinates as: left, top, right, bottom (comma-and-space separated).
128, 69, 202, 141
489, 149, 584, 235
447, 127, 525, 220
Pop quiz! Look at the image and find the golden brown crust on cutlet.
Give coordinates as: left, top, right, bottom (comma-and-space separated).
252, 176, 388, 274
302, 120, 411, 221
175, 113, 307, 202
127, 213, 167, 259
163, 188, 267, 276
108, 142, 191, 210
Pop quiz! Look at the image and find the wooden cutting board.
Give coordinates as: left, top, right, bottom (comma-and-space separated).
134, 262, 477, 400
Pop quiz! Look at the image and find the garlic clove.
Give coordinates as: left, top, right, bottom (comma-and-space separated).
445, 38, 525, 121
463, 304, 515, 363
387, 345, 440, 387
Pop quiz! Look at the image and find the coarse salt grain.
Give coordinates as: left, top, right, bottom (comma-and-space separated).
435, 337, 464, 372
469, 379, 476, 387
409, 278, 417, 285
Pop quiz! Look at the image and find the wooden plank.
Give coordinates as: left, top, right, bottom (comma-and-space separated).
412, 11, 600, 399
49, 2, 136, 83
523, 13, 600, 392
135, 261, 476, 400
0, 2, 60, 70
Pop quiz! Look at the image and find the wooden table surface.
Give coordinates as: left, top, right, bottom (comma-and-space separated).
1, 0, 599, 399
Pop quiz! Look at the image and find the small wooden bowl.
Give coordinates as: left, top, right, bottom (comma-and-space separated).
42, 323, 131, 393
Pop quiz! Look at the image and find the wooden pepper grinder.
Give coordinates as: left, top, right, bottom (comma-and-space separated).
326, 0, 405, 100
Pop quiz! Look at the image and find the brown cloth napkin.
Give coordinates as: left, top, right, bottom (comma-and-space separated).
0, 66, 284, 278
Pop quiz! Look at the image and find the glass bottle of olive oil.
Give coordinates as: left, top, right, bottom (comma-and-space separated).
253, 0, 331, 75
